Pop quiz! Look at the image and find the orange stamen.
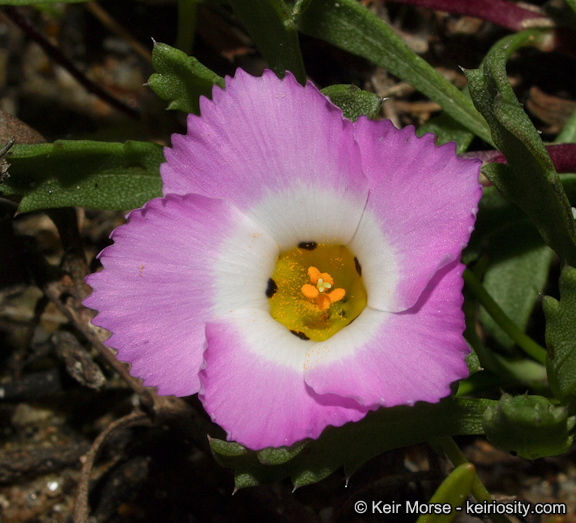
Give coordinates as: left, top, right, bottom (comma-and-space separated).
307, 266, 334, 286
301, 283, 319, 299
327, 288, 346, 303
308, 266, 321, 283
316, 294, 332, 311
316, 288, 346, 310
302, 266, 346, 310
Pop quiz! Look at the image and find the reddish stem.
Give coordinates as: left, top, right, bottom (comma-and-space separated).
386, 0, 545, 32
462, 143, 576, 174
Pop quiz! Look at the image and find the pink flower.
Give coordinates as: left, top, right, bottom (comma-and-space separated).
85, 69, 481, 450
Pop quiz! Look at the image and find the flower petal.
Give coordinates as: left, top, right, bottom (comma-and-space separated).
161, 69, 369, 249
85, 194, 277, 396
303, 261, 469, 407
200, 308, 370, 449
350, 118, 482, 312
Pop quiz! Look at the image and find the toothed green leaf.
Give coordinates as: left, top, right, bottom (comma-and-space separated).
210, 398, 491, 490
465, 30, 576, 265
321, 84, 382, 121
483, 394, 575, 459
1, 141, 163, 213
295, 0, 491, 142
545, 266, 576, 409
148, 42, 225, 114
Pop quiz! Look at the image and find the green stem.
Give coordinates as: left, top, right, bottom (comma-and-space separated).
293, 0, 314, 15
463, 269, 547, 365
176, 0, 198, 55
430, 436, 512, 523
556, 107, 576, 144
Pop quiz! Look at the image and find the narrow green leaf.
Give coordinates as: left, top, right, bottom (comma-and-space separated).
463, 269, 547, 364
461, 264, 548, 393
295, 0, 491, 143
210, 398, 492, 490
556, 108, 576, 143
465, 30, 576, 265
227, 0, 306, 84
480, 226, 553, 349
148, 42, 225, 114
545, 266, 576, 408
1, 141, 163, 213
417, 464, 475, 523
320, 84, 382, 121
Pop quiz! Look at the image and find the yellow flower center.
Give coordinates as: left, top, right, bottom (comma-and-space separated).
267, 243, 367, 341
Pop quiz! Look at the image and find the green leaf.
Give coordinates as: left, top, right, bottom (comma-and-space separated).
417, 464, 475, 523
545, 266, 576, 408
556, 107, 576, 143
483, 394, 575, 459
464, 349, 482, 376
463, 269, 547, 364
227, 0, 306, 85
480, 225, 554, 350
320, 84, 382, 121
210, 398, 492, 490
417, 112, 475, 154
257, 441, 307, 465
465, 30, 576, 266
295, 0, 491, 143
461, 258, 548, 393
293, 0, 313, 15
1, 141, 163, 213
466, 173, 576, 262
465, 185, 526, 263
148, 42, 225, 114
210, 440, 296, 489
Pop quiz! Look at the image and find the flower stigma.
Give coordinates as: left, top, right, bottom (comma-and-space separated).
268, 244, 367, 341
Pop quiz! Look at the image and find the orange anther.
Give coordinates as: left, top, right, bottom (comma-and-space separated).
308, 266, 321, 283
301, 283, 319, 299
327, 288, 346, 303
307, 266, 334, 286
316, 294, 332, 311
304, 267, 344, 310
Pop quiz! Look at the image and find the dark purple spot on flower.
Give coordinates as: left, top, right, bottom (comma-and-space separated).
266, 278, 277, 298
290, 330, 310, 340
298, 241, 317, 251
354, 257, 362, 276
